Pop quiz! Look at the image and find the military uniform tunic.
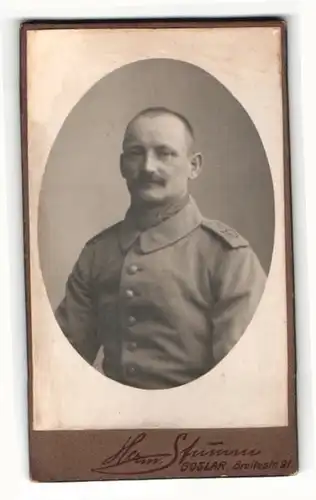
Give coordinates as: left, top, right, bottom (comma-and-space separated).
56, 197, 266, 389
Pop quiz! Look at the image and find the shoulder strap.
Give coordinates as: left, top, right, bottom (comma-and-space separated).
201, 219, 249, 249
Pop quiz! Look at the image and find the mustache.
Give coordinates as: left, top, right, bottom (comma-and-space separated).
133, 172, 166, 186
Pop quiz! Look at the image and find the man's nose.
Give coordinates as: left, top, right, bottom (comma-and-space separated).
143, 152, 158, 173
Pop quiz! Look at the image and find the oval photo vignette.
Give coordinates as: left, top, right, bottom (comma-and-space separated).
38, 58, 275, 389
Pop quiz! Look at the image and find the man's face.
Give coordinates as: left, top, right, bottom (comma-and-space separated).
120, 114, 201, 204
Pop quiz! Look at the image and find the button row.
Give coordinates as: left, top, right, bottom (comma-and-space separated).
123, 264, 139, 371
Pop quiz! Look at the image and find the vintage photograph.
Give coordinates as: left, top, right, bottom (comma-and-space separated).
21, 20, 297, 480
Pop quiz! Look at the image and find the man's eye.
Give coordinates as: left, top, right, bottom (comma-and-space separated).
157, 149, 175, 158
125, 149, 143, 157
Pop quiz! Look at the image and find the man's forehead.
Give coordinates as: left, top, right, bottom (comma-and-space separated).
124, 113, 191, 145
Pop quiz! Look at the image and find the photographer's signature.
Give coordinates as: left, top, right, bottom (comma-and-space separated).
91, 432, 261, 476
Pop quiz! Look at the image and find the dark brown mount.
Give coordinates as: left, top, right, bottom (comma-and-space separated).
20, 19, 297, 481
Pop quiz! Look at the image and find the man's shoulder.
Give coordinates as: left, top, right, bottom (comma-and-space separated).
198, 218, 266, 283
85, 220, 123, 247
199, 218, 249, 249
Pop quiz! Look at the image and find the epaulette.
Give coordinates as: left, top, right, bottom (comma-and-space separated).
201, 219, 249, 249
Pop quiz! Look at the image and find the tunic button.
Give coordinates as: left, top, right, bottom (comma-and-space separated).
128, 264, 139, 275
125, 289, 134, 298
128, 316, 136, 325
127, 341, 137, 351
126, 365, 136, 375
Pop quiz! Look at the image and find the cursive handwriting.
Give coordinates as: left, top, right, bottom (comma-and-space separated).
91, 432, 261, 475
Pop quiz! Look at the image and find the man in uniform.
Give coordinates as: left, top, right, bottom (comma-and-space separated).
56, 106, 266, 390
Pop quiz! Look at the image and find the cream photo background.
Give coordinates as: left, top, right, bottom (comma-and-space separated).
27, 26, 288, 430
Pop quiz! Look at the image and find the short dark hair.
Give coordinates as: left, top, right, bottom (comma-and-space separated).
125, 106, 195, 141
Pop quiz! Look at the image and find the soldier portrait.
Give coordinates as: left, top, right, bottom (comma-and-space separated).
53, 102, 267, 390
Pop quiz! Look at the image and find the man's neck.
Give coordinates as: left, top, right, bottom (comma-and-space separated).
128, 193, 190, 231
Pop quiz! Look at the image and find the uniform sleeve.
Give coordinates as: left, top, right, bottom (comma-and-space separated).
55, 244, 100, 364
211, 246, 266, 364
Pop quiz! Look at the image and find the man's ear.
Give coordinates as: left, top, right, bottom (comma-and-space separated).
120, 153, 126, 179
189, 152, 203, 180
